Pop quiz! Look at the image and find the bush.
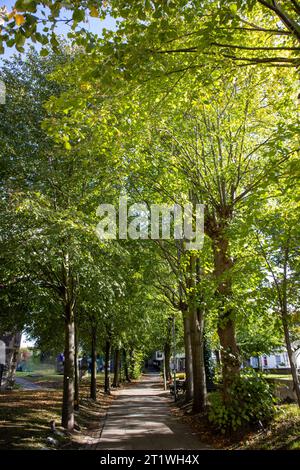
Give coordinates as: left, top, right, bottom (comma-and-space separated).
208, 369, 275, 433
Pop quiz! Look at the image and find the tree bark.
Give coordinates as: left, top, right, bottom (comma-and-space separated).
129, 348, 135, 379
189, 255, 207, 412
4, 332, 22, 389
123, 348, 131, 382
164, 342, 172, 381
204, 336, 214, 391
61, 301, 75, 431
183, 310, 194, 402
104, 339, 111, 394
90, 326, 97, 400
282, 314, 300, 407
189, 306, 207, 411
74, 324, 79, 411
212, 233, 240, 401
214, 349, 221, 366
112, 348, 120, 388
0, 364, 4, 388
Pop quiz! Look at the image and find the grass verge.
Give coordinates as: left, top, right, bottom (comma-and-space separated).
172, 400, 300, 450
0, 374, 114, 450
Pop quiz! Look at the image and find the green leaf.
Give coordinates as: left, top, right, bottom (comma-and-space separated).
72, 9, 85, 23
64, 141, 72, 150
229, 4, 238, 14
15, 0, 37, 13
40, 48, 49, 56
15, 32, 25, 48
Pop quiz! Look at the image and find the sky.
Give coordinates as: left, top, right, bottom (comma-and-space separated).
21, 333, 35, 348
1, 0, 118, 61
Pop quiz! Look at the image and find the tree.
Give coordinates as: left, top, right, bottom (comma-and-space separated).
105, 67, 296, 401
44, 27, 297, 406
254, 187, 300, 407
0, 47, 123, 429
1, 1, 299, 65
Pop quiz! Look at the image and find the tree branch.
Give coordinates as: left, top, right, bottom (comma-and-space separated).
258, 0, 300, 42
210, 42, 300, 51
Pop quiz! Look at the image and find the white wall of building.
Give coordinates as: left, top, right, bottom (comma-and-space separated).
249, 343, 300, 371
250, 350, 290, 369
154, 342, 300, 373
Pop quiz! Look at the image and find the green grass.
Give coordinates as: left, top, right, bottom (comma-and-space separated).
262, 374, 292, 380
16, 370, 108, 389
0, 389, 63, 449
0, 375, 114, 450
16, 369, 63, 388
241, 404, 300, 450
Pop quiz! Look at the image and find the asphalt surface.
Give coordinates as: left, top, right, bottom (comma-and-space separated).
87, 372, 212, 450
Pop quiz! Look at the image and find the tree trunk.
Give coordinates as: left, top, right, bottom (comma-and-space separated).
217, 319, 240, 398
214, 349, 221, 366
189, 305, 207, 412
189, 255, 207, 412
281, 249, 300, 407
61, 302, 75, 431
282, 314, 300, 406
104, 339, 111, 394
164, 342, 171, 381
90, 326, 97, 400
212, 233, 240, 401
0, 364, 4, 388
123, 348, 131, 382
197, 305, 207, 398
74, 324, 79, 411
204, 336, 214, 391
4, 332, 22, 389
112, 348, 120, 388
162, 356, 167, 390
129, 348, 135, 379
183, 311, 194, 401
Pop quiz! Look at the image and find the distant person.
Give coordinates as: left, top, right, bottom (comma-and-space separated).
56, 353, 64, 373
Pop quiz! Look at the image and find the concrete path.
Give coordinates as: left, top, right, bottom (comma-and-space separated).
85, 373, 211, 450
15, 377, 49, 390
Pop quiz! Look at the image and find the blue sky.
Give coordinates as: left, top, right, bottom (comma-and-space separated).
1, 0, 117, 60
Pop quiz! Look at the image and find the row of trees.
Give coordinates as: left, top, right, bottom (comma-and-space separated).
0, 49, 179, 429
1, 0, 299, 430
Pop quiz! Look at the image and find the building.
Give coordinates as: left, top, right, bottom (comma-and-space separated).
248, 343, 300, 373
152, 341, 300, 376
149, 351, 185, 372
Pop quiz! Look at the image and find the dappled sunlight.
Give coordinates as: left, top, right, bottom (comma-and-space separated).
87, 373, 210, 450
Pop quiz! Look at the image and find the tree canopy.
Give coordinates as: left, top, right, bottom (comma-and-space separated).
1, 0, 299, 431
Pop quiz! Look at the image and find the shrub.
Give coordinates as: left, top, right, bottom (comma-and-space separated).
208, 368, 275, 433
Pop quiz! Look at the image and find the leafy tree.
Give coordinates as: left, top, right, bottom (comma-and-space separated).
1, 1, 299, 65
0, 47, 122, 428
253, 187, 300, 406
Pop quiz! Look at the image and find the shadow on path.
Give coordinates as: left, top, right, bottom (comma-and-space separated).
83, 373, 212, 450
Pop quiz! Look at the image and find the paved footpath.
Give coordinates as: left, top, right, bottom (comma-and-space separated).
15, 377, 49, 390
85, 373, 212, 450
